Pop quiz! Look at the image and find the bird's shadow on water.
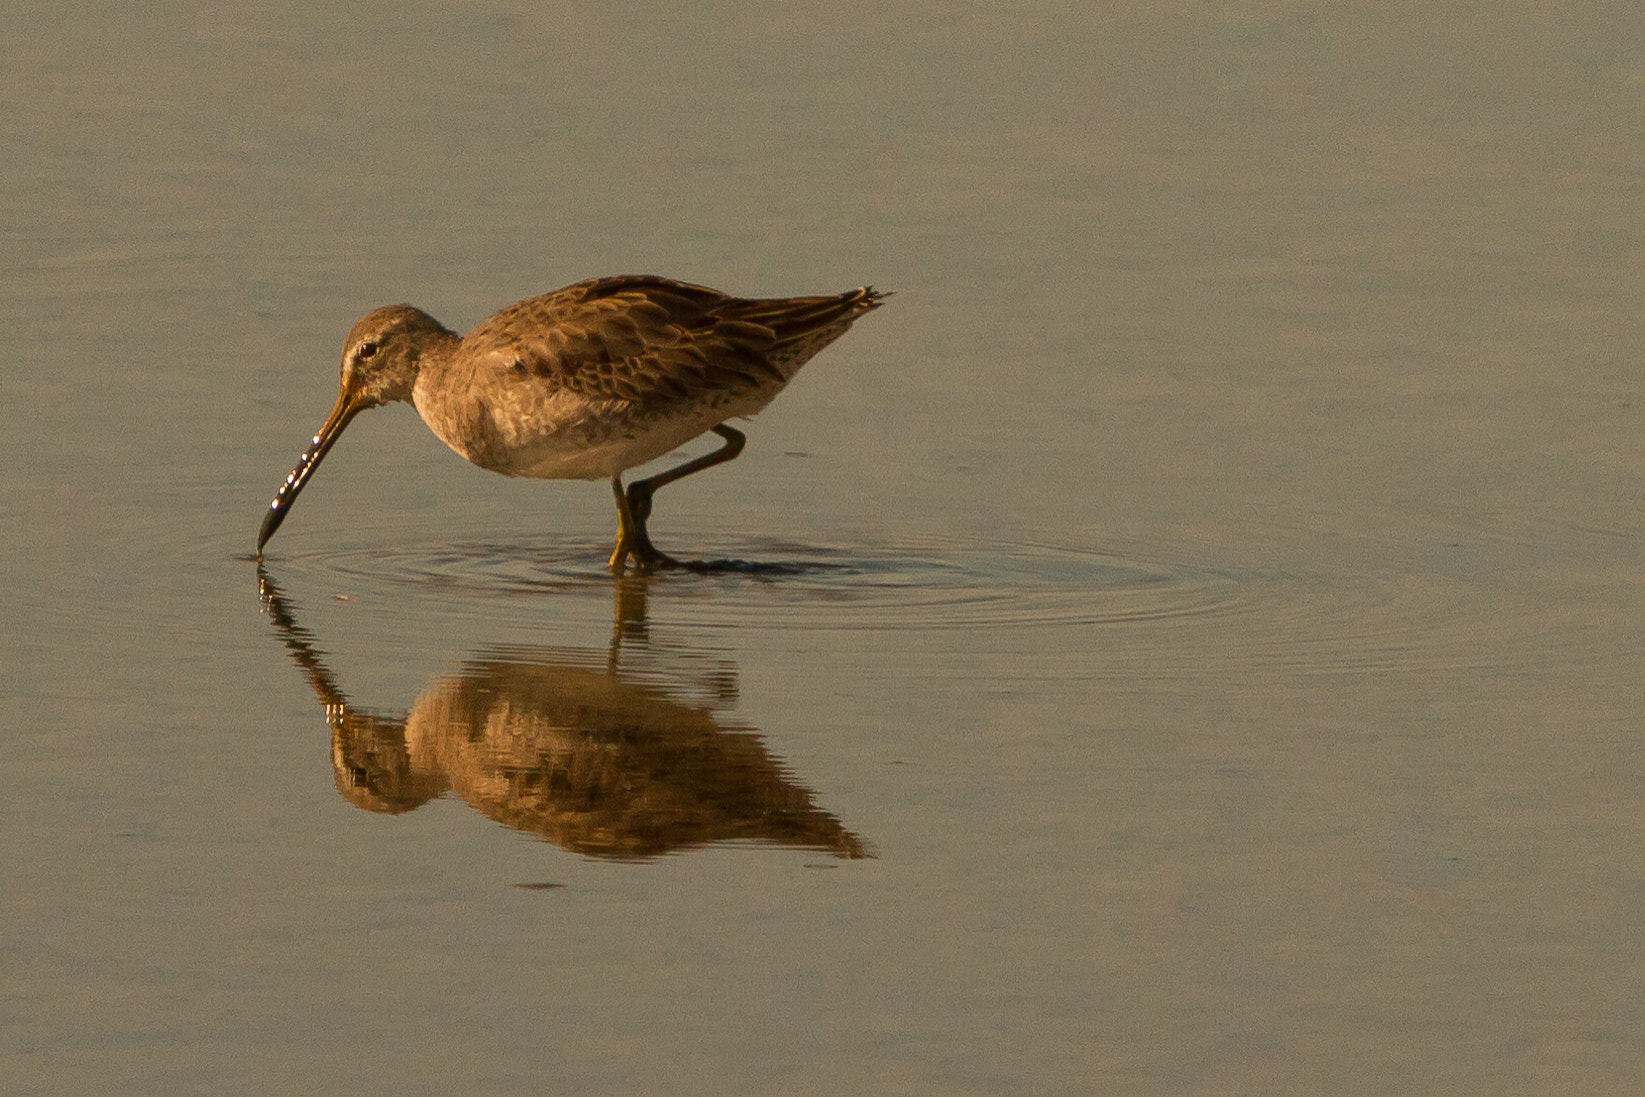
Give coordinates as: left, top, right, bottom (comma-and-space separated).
440, 536, 879, 592
252, 561, 874, 863
642, 556, 848, 578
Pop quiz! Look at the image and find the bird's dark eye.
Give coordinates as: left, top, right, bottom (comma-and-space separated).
358, 341, 379, 360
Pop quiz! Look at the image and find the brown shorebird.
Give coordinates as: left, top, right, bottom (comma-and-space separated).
255, 275, 887, 571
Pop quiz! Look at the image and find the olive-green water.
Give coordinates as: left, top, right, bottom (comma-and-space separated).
5, 4, 1645, 1094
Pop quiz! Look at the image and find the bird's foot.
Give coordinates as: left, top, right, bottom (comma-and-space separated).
608, 530, 678, 574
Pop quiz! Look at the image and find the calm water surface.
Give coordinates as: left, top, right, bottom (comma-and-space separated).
5, 3, 1645, 1094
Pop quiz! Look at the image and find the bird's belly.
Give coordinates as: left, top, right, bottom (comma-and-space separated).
507, 411, 731, 480
414, 382, 758, 481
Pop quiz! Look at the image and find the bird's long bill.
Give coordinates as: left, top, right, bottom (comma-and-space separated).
256, 389, 365, 554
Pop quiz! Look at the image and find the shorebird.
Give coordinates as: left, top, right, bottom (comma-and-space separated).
255, 275, 887, 571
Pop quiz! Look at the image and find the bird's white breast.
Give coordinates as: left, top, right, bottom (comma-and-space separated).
413, 374, 767, 481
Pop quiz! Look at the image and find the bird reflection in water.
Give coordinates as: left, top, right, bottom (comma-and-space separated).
256, 568, 869, 860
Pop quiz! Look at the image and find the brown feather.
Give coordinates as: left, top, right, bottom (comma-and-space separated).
462, 276, 883, 409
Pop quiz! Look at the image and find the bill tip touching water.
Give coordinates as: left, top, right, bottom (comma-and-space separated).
255, 275, 888, 572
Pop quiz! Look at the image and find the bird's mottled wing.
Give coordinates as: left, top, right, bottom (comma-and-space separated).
464, 277, 783, 407
714, 288, 888, 347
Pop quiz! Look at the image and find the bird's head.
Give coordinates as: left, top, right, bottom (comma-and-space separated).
255, 305, 455, 554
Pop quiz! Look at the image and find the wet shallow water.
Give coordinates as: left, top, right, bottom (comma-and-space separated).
279, 533, 1255, 630
6, 3, 1645, 1095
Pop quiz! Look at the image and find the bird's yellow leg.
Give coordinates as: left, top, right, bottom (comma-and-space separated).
608, 426, 746, 572
609, 477, 634, 571
625, 425, 746, 530
609, 475, 677, 573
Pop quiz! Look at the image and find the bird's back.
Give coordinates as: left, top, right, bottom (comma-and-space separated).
415, 276, 886, 480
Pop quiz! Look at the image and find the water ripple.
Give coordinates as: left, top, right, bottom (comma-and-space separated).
275, 534, 1267, 632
